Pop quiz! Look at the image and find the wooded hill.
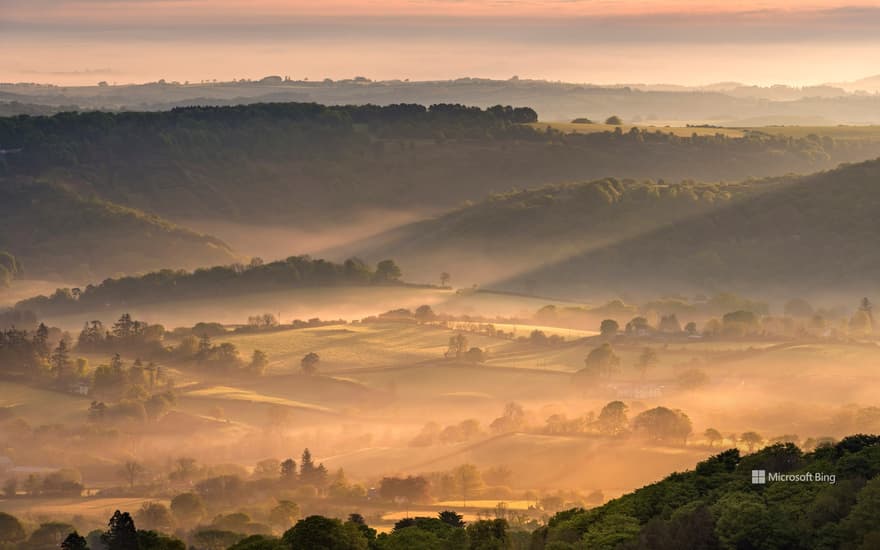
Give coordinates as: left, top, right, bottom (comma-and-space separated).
354, 158, 880, 297
532, 435, 880, 549
2, 103, 877, 227
0, 181, 237, 281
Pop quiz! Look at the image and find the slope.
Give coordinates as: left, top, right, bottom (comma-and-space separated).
0, 181, 237, 281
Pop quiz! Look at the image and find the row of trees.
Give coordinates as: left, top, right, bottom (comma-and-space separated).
0, 507, 516, 550
15, 257, 404, 317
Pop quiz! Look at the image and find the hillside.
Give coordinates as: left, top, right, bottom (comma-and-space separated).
532, 435, 880, 549
351, 159, 880, 298
2, 103, 878, 234
0, 181, 237, 281
340, 177, 774, 285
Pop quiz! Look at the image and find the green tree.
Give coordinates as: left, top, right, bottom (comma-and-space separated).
282, 516, 367, 550
465, 519, 508, 550
580, 513, 640, 549
61, 531, 89, 550
101, 511, 139, 550
605, 115, 623, 125
438, 511, 465, 528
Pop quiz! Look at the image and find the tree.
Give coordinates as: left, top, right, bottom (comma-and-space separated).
301, 352, 320, 375
578, 343, 620, 381
414, 305, 436, 322
684, 322, 698, 336
440, 272, 451, 288
280, 458, 298, 484
299, 449, 327, 487
740, 431, 764, 453
101, 511, 138, 550
136, 502, 174, 533
62, 531, 89, 550
658, 314, 681, 333
635, 347, 659, 378
445, 334, 468, 359
632, 407, 693, 445
34, 322, 50, 359
0, 512, 26, 545
282, 516, 367, 550
375, 259, 402, 282
438, 511, 464, 528
170, 492, 205, 524
28, 522, 77, 550
51, 339, 71, 377
465, 519, 508, 549
453, 464, 484, 507
250, 350, 269, 375
489, 402, 526, 434
120, 460, 145, 489
268, 501, 300, 532
704, 428, 723, 447
597, 401, 629, 436
599, 319, 619, 338
605, 115, 623, 125
379, 476, 431, 503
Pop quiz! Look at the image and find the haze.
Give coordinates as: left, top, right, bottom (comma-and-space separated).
4, 2, 880, 86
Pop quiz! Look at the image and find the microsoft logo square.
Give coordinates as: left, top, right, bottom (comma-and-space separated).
752, 470, 766, 484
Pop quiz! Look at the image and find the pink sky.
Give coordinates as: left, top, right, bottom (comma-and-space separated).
3, 1, 880, 86
3, 0, 875, 21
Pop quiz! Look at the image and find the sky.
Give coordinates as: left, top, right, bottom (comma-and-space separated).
2, 1, 880, 86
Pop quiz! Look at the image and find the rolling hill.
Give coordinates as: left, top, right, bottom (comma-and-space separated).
348, 159, 880, 298
0, 181, 237, 281
2, 103, 877, 233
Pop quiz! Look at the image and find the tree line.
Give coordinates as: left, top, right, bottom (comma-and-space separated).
15, 257, 403, 317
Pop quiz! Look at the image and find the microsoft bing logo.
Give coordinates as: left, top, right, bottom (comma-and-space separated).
751, 470, 766, 484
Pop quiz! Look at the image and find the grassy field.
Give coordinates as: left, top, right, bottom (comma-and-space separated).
530, 121, 880, 142
37, 285, 578, 333
0, 381, 87, 424
0, 496, 167, 526
219, 322, 512, 373
528, 121, 746, 138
